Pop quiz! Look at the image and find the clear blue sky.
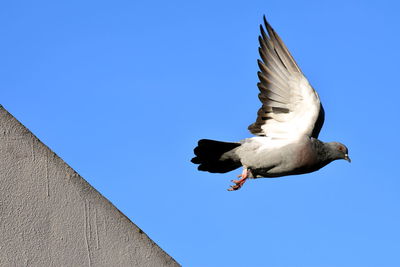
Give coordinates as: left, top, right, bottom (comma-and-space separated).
1, 1, 399, 266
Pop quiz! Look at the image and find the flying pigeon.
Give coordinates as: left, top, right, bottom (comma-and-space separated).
191, 16, 350, 191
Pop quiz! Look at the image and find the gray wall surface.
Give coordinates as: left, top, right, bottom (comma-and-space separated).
0, 106, 179, 267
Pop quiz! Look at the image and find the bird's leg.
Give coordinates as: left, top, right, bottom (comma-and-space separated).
228, 168, 251, 191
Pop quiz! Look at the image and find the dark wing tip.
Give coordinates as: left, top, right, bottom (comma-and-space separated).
263, 15, 273, 28
257, 59, 264, 69
263, 14, 267, 23
263, 15, 269, 28
259, 24, 268, 41
262, 15, 276, 39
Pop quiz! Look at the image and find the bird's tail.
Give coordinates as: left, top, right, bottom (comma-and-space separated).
191, 139, 242, 173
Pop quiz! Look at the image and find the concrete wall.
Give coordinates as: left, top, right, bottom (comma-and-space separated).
0, 106, 179, 267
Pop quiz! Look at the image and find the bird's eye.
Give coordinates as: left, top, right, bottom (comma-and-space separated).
338, 146, 344, 151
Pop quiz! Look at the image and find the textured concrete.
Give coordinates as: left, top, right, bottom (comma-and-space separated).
0, 106, 179, 267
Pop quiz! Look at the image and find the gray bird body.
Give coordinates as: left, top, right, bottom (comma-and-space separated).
191, 17, 350, 189
224, 137, 346, 178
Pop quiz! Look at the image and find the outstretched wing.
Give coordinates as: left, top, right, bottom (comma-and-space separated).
248, 16, 324, 139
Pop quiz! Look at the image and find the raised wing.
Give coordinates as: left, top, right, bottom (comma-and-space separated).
248, 16, 324, 139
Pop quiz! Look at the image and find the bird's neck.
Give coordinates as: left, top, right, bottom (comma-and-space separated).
311, 138, 337, 164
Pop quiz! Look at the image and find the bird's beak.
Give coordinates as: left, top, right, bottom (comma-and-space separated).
344, 154, 351, 163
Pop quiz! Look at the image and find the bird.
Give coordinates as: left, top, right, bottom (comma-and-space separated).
191, 16, 350, 191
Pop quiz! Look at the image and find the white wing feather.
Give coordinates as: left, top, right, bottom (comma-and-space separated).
248, 17, 322, 141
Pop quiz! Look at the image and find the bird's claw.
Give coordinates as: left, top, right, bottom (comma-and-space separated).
227, 184, 241, 191
227, 177, 247, 191
227, 168, 251, 191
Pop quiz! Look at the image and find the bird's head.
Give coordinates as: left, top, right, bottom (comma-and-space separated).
327, 142, 351, 162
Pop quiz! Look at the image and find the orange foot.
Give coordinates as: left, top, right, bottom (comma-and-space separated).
228, 168, 251, 191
